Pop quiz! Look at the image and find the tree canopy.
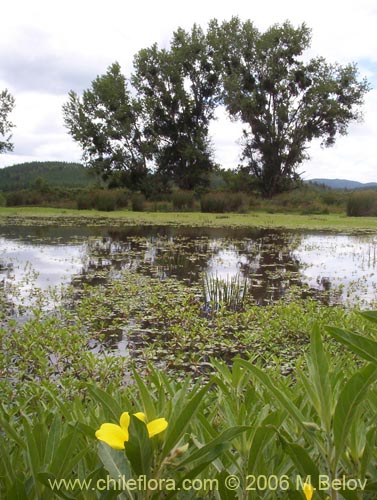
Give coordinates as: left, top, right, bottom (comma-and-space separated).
132, 24, 221, 190
0, 89, 15, 154
209, 18, 370, 197
63, 63, 151, 190
63, 18, 369, 196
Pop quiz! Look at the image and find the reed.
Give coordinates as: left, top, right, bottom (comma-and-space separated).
202, 272, 248, 312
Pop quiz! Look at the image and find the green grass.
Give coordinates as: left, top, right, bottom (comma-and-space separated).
1, 206, 377, 231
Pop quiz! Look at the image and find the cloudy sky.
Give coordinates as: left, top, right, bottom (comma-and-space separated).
0, 0, 376, 182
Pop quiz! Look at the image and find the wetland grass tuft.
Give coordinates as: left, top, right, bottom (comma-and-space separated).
202, 272, 248, 312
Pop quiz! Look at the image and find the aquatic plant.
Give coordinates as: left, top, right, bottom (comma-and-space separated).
202, 272, 249, 312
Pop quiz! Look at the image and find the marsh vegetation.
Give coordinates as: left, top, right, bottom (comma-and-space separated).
1, 218, 377, 499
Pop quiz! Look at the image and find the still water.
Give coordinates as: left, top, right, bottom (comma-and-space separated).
1, 224, 377, 309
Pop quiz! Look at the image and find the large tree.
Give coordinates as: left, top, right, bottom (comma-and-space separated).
132, 24, 221, 190
63, 63, 151, 190
209, 18, 370, 197
0, 89, 15, 154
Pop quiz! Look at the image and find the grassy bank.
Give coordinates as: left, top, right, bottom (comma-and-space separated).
1, 206, 377, 231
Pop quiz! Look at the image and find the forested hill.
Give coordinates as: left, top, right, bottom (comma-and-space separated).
0, 162, 95, 190
308, 178, 377, 190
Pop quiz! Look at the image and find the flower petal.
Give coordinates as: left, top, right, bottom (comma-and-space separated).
95, 423, 128, 450
133, 412, 147, 423
303, 483, 315, 500
147, 418, 168, 438
119, 412, 130, 433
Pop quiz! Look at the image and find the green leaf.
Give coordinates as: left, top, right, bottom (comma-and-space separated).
359, 310, 377, 324
49, 431, 82, 477
333, 363, 377, 465
97, 442, 133, 500
132, 369, 156, 420
125, 414, 152, 476
361, 426, 377, 478
87, 384, 123, 421
7, 479, 29, 500
307, 324, 332, 433
44, 413, 62, 466
179, 426, 249, 468
325, 326, 377, 365
248, 425, 276, 474
22, 416, 41, 486
0, 411, 25, 449
280, 439, 326, 498
0, 432, 16, 485
235, 360, 307, 433
340, 490, 360, 500
162, 382, 211, 458
37, 472, 77, 500
216, 471, 238, 500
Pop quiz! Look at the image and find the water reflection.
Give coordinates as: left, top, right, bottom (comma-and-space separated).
1, 224, 377, 310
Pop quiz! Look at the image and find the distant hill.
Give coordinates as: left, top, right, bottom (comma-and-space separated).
0, 161, 97, 191
307, 178, 377, 190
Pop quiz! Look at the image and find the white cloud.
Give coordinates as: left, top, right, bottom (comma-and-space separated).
0, 0, 376, 180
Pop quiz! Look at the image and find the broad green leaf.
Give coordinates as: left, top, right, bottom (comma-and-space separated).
280, 439, 326, 498
22, 416, 41, 485
97, 442, 132, 500
125, 414, 152, 477
44, 413, 62, 466
325, 326, 377, 365
87, 385, 123, 421
248, 425, 276, 474
333, 363, 377, 465
307, 324, 332, 433
49, 431, 81, 477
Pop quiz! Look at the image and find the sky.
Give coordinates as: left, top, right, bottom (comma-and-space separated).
0, 0, 376, 182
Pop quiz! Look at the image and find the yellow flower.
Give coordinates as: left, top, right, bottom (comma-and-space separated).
303, 482, 315, 500
132, 412, 169, 438
95, 412, 168, 450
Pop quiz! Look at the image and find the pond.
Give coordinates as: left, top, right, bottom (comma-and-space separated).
1, 224, 377, 313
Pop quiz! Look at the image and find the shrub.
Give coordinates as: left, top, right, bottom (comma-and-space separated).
5, 190, 44, 206
200, 192, 248, 213
0, 192, 5, 206
131, 193, 145, 212
76, 192, 94, 210
346, 190, 377, 216
271, 188, 320, 209
94, 190, 118, 211
76, 189, 129, 211
171, 190, 195, 211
